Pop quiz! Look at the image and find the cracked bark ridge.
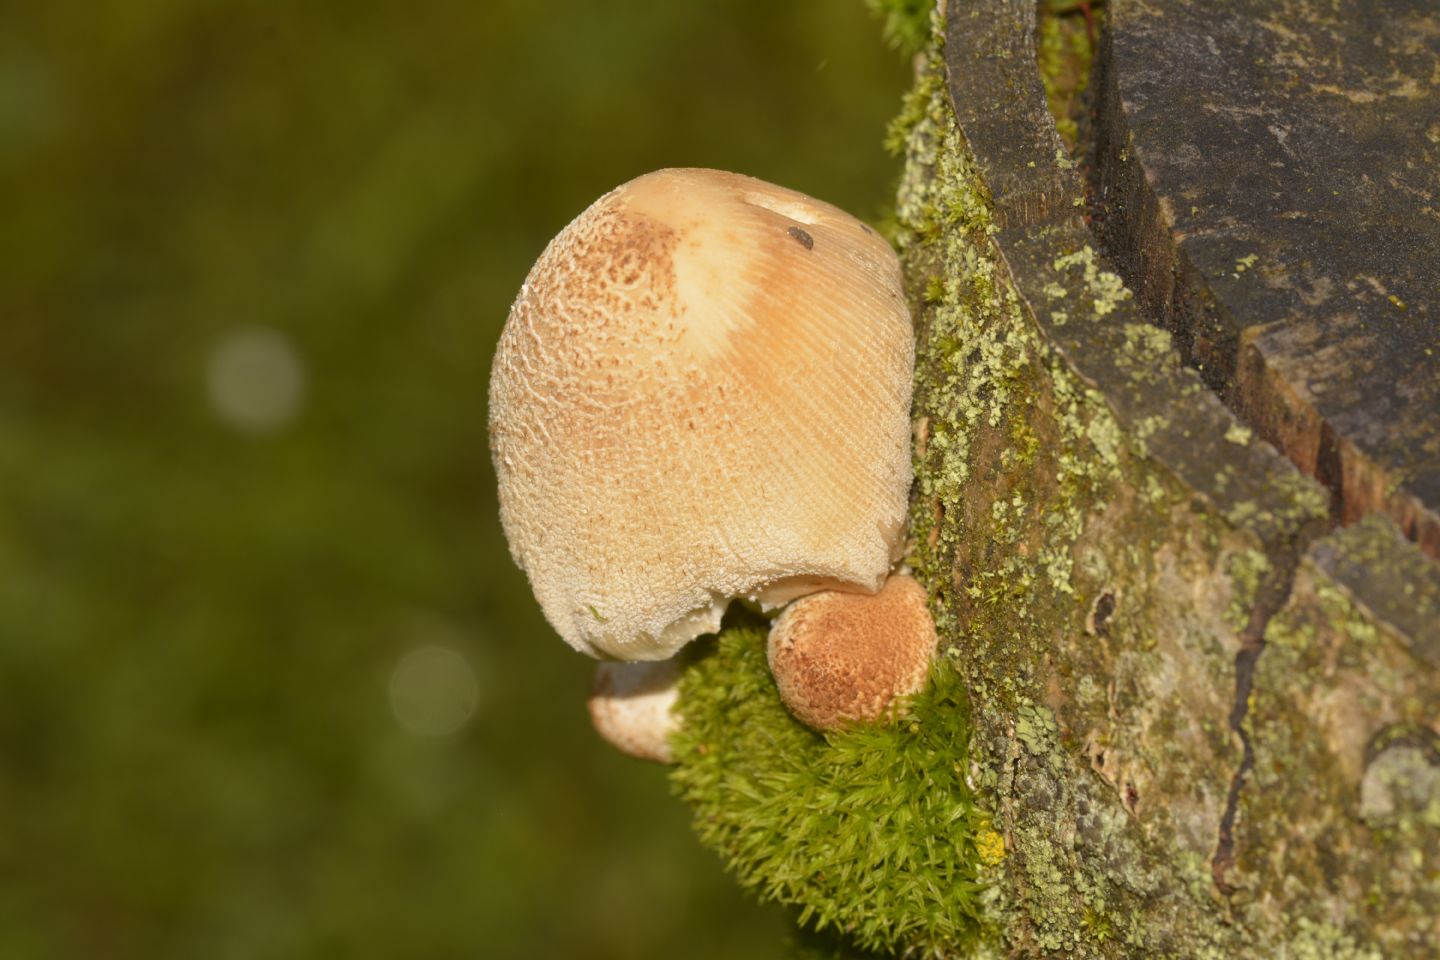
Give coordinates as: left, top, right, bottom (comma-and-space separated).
1091, 0, 1440, 557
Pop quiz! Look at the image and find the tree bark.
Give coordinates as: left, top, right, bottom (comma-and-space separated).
898, 0, 1440, 954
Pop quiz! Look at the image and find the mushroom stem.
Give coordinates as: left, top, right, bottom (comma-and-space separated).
588, 658, 683, 763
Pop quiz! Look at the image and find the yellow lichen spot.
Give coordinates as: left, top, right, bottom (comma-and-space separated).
975, 825, 1006, 866
1224, 423, 1253, 446
1053, 246, 1132, 317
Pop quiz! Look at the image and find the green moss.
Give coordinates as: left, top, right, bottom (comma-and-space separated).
670, 622, 993, 956
1037, 1, 1105, 151
884, 68, 944, 160
865, 0, 937, 56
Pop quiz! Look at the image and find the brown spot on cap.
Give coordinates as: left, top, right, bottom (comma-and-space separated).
766, 574, 938, 732
786, 226, 814, 250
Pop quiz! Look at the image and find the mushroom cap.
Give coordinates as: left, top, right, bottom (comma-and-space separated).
588, 659, 681, 763
490, 168, 913, 660
766, 574, 938, 732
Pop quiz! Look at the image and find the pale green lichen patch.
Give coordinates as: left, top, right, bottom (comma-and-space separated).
1051, 246, 1132, 317
891, 49, 1269, 957
1238, 524, 1440, 957
1224, 549, 1271, 632
1112, 322, 1179, 387
1224, 422, 1254, 445
1359, 744, 1440, 830
1284, 918, 1383, 960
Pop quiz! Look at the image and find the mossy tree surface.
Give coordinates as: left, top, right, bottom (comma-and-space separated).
671, 2, 1440, 956
1237, 515, 1440, 957
893, 31, 1306, 958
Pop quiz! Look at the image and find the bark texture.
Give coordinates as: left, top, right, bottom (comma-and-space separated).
894, 0, 1440, 954
1091, 0, 1440, 556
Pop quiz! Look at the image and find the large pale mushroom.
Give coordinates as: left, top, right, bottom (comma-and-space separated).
490, 168, 915, 663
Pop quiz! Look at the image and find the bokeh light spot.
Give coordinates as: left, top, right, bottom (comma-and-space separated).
389, 645, 481, 737
206, 326, 306, 432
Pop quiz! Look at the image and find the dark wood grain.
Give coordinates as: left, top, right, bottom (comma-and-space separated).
1093, 0, 1440, 555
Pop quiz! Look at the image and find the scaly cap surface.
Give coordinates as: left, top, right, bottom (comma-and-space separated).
766, 574, 938, 732
490, 169, 913, 659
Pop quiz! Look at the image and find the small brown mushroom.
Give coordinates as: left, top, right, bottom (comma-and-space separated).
587, 658, 682, 763
766, 574, 938, 732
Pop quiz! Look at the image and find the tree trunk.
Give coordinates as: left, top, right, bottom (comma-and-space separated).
896, 0, 1440, 954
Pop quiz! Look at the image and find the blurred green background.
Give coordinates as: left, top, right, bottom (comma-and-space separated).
0, 2, 908, 957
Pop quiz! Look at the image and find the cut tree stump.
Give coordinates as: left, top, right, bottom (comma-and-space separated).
891, 0, 1440, 954
1092, 0, 1440, 556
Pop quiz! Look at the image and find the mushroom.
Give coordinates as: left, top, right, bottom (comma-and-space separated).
489, 168, 914, 662
588, 658, 682, 763
766, 574, 937, 732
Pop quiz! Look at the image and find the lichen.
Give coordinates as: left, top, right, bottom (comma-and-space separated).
893, 50, 1137, 713
884, 22, 1327, 954
1285, 918, 1383, 960
889, 51, 1150, 955
1224, 549, 1271, 632
1238, 527, 1440, 957
1052, 246, 1132, 317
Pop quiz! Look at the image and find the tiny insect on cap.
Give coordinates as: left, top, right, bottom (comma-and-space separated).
489, 168, 914, 660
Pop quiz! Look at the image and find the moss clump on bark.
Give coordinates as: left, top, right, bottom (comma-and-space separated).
865, 0, 937, 55
669, 620, 995, 957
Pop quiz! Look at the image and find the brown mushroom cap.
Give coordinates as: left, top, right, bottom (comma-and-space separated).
588, 659, 681, 763
490, 168, 913, 660
766, 574, 938, 732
